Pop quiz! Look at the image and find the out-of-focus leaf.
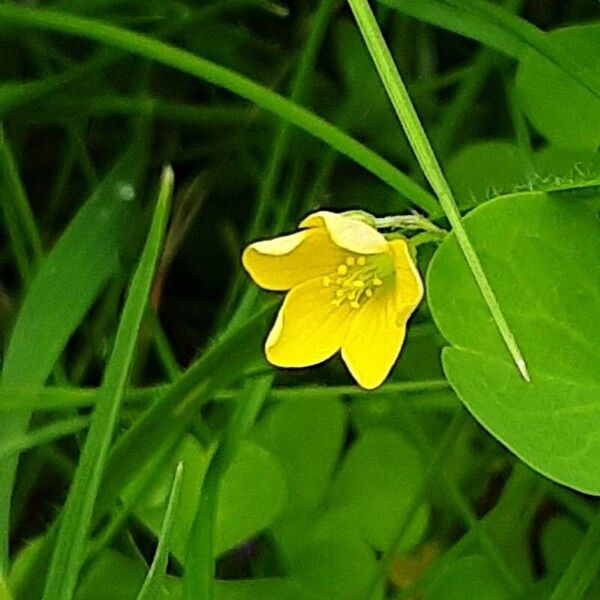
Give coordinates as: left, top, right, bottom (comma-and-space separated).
424, 555, 508, 600
133, 437, 287, 560
252, 397, 346, 509
516, 24, 600, 150
327, 428, 428, 552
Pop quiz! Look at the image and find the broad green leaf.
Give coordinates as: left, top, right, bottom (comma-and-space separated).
215, 580, 317, 600
424, 555, 507, 600
0, 138, 145, 571
445, 141, 600, 208
445, 141, 531, 208
43, 168, 172, 600
75, 551, 173, 600
134, 437, 287, 560
252, 397, 346, 509
534, 147, 600, 199
327, 428, 428, 552
516, 24, 600, 150
428, 191, 600, 493
287, 513, 382, 600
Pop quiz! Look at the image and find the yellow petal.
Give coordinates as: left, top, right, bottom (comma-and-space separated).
265, 277, 353, 367
242, 228, 344, 291
341, 290, 407, 390
300, 211, 388, 255
389, 239, 424, 317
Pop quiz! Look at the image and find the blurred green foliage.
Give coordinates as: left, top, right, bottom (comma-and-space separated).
1, 0, 600, 599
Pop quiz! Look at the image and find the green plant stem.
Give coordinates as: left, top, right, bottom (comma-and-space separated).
182, 375, 273, 599
43, 167, 172, 600
0, 417, 89, 462
550, 508, 600, 600
0, 379, 453, 413
225, 0, 340, 329
0, 4, 438, 216
347, 0, 530, 381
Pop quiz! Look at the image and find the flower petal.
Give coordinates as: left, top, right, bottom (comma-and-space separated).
242, 228, 345, 291
265, 277, 353, 367
341, 290, 408, 390
300, 211, 388, 255
389, 239, 424, 317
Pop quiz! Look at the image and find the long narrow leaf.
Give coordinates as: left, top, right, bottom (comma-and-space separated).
0, 4, 438, 216
43, 167, 173, 600
0, 137, 146, 574
347, 0, 529, 379
136, 462, 184, 600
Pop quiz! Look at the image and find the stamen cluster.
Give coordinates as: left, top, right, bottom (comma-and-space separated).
323, 255, 384, 309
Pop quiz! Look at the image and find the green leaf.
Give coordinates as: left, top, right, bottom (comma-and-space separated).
424, 555, 508, 600
0, 137, 145, 573
445, 141, 531, 208
380, 0, 525, 59
252, 396, 346, 509
214, 579, 317, 600
133, 437, 287, 561
427, 191, 600, 493
287, 513, 382, 600
43, 167, 172, 600
516, 24, 600, 150
75, 550, 173, 600
327, 428, 428, 552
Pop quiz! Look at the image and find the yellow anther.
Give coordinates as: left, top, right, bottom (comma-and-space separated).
322, 276, 331, 287
353, 280, 365, 288
365, 289, 373, 298
346, 256, 355, 266
336, 289, 345, 298
350, 301, 360, 309
357, 256, 367, 266
372, 277, 383, 286
337, 264, 348, 276
348, 291, 356, 300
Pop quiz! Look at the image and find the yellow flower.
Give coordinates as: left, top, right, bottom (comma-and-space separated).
242, 211, 423, 389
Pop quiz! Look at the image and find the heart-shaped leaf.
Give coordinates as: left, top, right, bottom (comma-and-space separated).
133, 436, 287, 559
428, 192, 600, 493
515, 24, 600, 150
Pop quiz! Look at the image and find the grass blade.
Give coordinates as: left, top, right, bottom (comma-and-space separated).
182, 375, 272, 599
0, 417, 89, 462
379, 0, 526, 58
347, 0, 530, 381
446, 0, 600, 100
0, 137, 146, 575
43, 166, 173, 600
136, 462, 184, 600
0, 4, 439, 216
0, 129, 43, 284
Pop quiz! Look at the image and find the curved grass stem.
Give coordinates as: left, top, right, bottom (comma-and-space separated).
347, 0, 530, 381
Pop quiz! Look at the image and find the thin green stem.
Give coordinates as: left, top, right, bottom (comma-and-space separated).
0, 416, 89, 461
550, 508, 600, 600
0, 4, 438, 215
182, 375, 273, 599
347, 0, 529, 381
0, 379, 453, 413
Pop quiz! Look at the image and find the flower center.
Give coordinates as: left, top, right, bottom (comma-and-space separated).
322, 254, 392, 309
